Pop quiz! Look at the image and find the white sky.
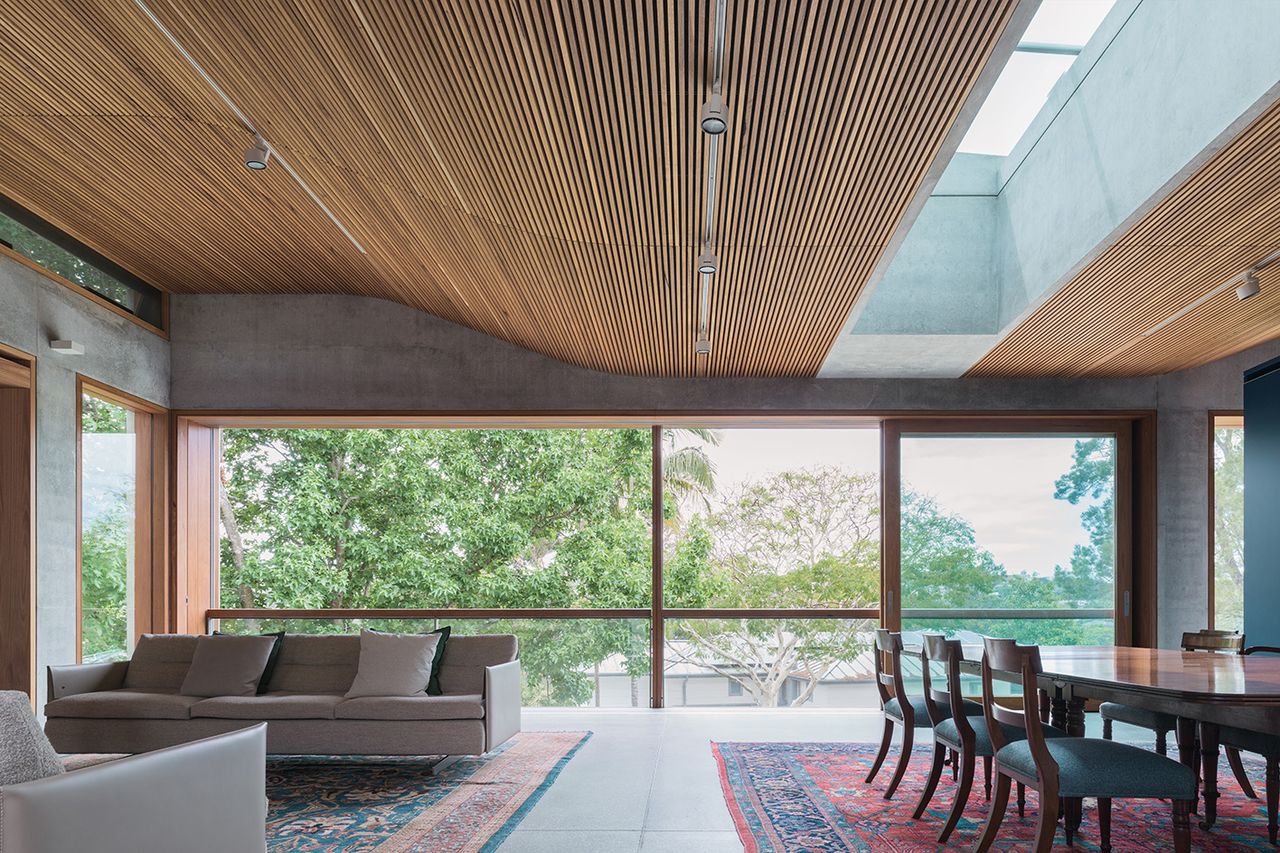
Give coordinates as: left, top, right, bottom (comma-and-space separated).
958, 0, 1115, 156
693, 429, 1106, 579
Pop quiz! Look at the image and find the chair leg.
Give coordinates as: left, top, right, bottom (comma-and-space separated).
1102, 717, 1112, 740
1033, 788, 1060, 853
1064, 797, 1080, 846
1156, 729, 1168, 757
951, 748, 959, 780
912, 743, 946, 820
938, 746, 976, 844
1098, 797, 1112, 853
975, 773, 1011, 853
984, 754, 992, 800
884, 724, 913, 800
1172, 799, 1192, 853
1227, 747, 1258, 799
1017, 781, 1026, 818
1267, 755, 1279, 845
865, 717, 894, 783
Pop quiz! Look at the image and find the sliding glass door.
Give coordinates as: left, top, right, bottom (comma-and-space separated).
885, 420, 1136, 647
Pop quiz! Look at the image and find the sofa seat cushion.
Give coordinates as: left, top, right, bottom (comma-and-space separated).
191, 692, 345, 720
44, 688, 203, 720
335, 694, 485, 721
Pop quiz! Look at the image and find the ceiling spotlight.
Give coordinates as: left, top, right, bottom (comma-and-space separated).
243, 138, 271, 171
1237, 270, 1261, 301
695, 338, 712, 355
696, 245, 718, 275
699, 93, 728, 135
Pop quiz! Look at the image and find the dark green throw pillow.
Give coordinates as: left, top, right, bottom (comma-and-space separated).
427, 626, 450, 696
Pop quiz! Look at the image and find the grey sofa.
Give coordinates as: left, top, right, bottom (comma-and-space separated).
44, 633, 521, 756
1, 723, 267, 853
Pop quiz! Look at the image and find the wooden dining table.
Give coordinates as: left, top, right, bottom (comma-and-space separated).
903, 644, 1280, 830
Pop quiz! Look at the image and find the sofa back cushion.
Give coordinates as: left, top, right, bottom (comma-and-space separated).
266, 635, 361, 693
124, 634, 199, 690
437, 634, 519, 695
265, 633, 518, 695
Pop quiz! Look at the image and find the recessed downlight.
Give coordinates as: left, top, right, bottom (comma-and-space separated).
243, 138, 271, 171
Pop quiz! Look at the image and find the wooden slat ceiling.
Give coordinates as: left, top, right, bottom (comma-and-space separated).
0, 0, 1018, 377
970, 98, 1280, 378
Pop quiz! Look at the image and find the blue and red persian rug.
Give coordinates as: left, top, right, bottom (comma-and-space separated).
266, 731, 588, 852
714, 741, 1274, 851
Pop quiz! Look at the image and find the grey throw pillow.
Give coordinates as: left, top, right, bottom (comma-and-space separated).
0, 690, 65, 785
345, 629, 441, 698
180, 635, 278, 697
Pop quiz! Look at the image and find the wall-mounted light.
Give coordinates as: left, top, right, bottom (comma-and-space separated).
50, 339, 85, 355
695, 338, 712, 355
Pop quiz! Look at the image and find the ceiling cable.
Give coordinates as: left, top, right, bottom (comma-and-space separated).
1141, 249, 1280, 338
131, 0, 368, 255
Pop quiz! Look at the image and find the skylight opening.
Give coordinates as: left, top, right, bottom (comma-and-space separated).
957, 0, 1116, 157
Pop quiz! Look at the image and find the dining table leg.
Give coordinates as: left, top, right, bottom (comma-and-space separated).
1175, 716, 1200, 814
1199, 722, 1220, 830
1050, 690, 1087, 833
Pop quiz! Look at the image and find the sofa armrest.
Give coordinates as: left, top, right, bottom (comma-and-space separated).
484, 659, 522, 752
0, 723, 267, 853
46, 661, 128, 700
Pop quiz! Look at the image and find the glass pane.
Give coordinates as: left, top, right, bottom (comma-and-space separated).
0, 210, 163, 325
956, 0, 1115, 156
80, 393, 137, 661
900, 434, 1116, 645
1213, 417, 1245, 632
216, 617, 649, 709
662, 427, 880, 609
664, 618, 877, 708
218, 428, 653, 609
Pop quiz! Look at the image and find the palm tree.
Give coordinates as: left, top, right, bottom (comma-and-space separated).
663, 427, 720, 516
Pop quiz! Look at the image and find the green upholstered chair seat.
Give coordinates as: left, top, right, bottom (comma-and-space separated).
935, 715, 1068, 756
1098, 701, 1176, 732
1219, 725, 1280, 757
996, 737, 1196, 799
884, 696, 981, 726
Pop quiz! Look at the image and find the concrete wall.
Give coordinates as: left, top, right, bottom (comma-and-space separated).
0, 256, 170, 707
171, 291, 1280, 648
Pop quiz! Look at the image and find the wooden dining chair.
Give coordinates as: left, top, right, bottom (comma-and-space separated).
976, 637, 1196, 853
912, 634, 1061, 843
867, 629, 980, 800
1100, 629, 1256, 800
1201, 644, 1280, 845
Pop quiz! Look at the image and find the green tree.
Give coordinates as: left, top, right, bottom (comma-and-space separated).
1213, 425, 1245, 631
1052, 438, 1116, 609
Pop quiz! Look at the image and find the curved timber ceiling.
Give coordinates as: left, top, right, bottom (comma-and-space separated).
0, 0, 1019, 377
969, 98, 1280, 378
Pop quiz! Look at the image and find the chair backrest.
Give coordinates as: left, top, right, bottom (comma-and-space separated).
1181, 629, 1245, 654
873, 628, 910, 720
981, 637, 1058, 784
920, 634, 973, 736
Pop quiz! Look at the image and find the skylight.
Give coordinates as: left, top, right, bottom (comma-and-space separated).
958, 0, 1115, 157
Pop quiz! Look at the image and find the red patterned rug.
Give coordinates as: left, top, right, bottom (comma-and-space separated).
714, 741, 1273, 851
266, 731, 588, 852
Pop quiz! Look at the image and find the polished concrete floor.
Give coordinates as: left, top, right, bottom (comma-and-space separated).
497, 709, 1146, 852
